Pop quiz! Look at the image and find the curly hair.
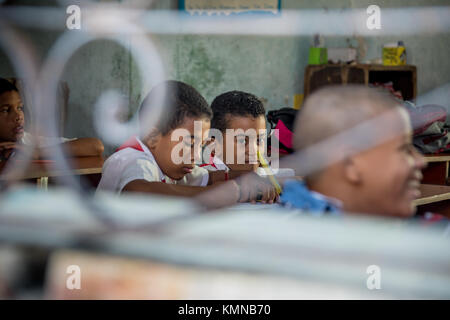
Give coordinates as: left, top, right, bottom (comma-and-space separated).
0, 78, 18, 96
210, 90, 266, 132
139, 80, 212, 136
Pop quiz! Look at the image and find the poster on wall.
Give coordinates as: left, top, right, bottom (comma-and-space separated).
179, 0, 281, 16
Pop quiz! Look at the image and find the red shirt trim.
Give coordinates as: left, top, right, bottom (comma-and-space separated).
116, 136, 144, 152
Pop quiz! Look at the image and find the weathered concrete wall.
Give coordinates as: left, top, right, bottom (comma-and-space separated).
1, 0, 449, 155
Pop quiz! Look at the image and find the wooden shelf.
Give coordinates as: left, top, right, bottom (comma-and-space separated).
422, 153, 450, 185
415, 184, 450, 217
414, 184, 450, 206
304, 64, 417, 101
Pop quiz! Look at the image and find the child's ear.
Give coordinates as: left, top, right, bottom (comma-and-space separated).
343, 156, 362, 184
143, 128, 161, 150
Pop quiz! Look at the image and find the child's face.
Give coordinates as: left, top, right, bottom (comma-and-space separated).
0, 90, 25, 142
217, 115, 267, 171
352, 112, 425, 217
150, 117, 211, 180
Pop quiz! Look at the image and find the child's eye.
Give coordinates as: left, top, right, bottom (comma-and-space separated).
18, 106, 24, 112
0, 108, 8, 113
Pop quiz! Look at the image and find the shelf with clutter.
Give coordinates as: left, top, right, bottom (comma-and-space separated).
304, 63, 417, 101
303, 38, 416, 101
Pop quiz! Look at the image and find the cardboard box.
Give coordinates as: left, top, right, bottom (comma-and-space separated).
383, 46, 406, 66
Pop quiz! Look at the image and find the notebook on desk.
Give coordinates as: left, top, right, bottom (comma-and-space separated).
256, 167, 295, 177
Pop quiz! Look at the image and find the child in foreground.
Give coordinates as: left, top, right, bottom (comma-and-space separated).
280, 85, 426, 218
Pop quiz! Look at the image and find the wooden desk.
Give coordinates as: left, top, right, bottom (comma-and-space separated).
414, 184, 450, 217
0, 156, 104, 190
422, 154, 450, 185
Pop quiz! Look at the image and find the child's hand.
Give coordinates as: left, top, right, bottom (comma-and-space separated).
0, 143, 39, 161
0, 142, 16, 151
195, 179, 241, 210
0, 142, 18, 161
236, 172, 278, 204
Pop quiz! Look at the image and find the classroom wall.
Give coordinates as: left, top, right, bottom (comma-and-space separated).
1, 0, 449, 156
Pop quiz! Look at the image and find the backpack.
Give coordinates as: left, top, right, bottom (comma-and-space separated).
267, 108, 298, 155
404, 102, 450, 154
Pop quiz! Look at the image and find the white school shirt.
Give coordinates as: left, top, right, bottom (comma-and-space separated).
21, 131, 76, 147
200, 155, 230, 172
97, 137, 209, 194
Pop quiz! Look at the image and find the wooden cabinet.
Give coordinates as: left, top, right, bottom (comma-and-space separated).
415, 184, 450, 217
304, 64, 417, 101
422, 154, 450, 186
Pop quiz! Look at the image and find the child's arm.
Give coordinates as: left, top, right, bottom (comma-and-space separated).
207, 170, 249, 185
122, 179, 241, 209
208, 170, 278, 203
39, 138, 104, 158
0, 142, 39, 160
1, 138, 104, 162
0, 142, 17, 161
123, 179, 214, 196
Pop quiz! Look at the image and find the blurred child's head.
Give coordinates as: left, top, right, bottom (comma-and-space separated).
211, 91, 266, 171
138, 80, 211, 180
293, 85, 425, 218
0, 78, 24, 142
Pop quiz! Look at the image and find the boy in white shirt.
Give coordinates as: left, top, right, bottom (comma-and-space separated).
97, 131, 209, 194
97, 81, 277, 204
204, 90, 267, 173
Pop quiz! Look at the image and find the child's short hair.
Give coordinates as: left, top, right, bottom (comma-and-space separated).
138, 80, 211, 136
210, 91, 266, 132
0, 78, 18, 96
294, 85, 399, 151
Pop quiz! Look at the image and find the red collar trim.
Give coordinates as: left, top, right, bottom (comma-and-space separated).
116, 136, 144, 153
116, 136, 167, 183
200, 154, 217, 169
